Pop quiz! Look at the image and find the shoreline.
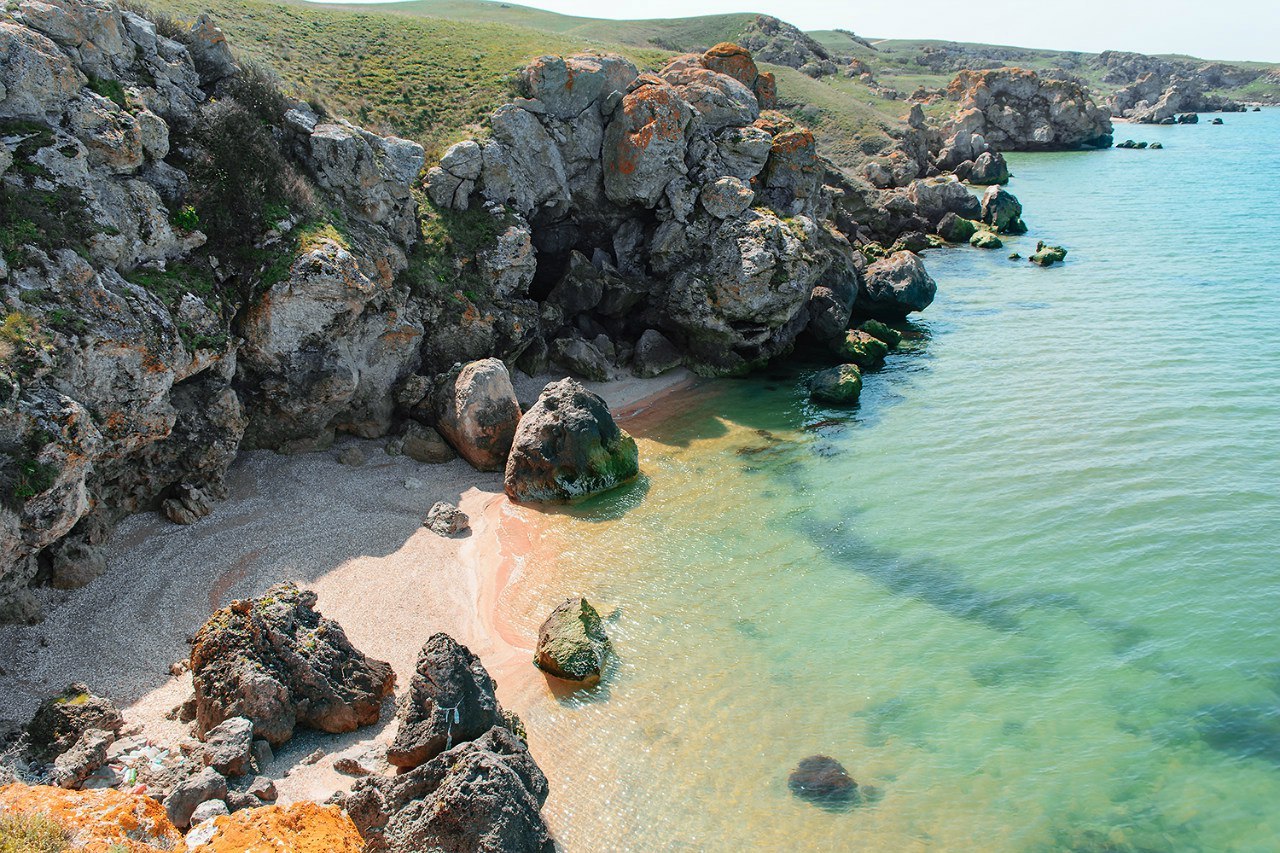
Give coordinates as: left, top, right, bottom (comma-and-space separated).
0, 367, 695, 806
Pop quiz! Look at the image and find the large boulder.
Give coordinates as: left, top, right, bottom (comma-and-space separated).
200, 716, 254, 778
860, 251, 937, 318
534, 597, 611, 685
345, 726, 553, 853
504, 379, 639, 503
387, 634, 506, 770
904, 175, 980, 228
980, 185, 1027, 234
162, 766, 227, 829
632, 329, 683, 378
433, 358, 522, 472
967, 150, 1010, 185
189, 583, 395, 747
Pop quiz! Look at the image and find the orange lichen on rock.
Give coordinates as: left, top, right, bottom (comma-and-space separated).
703, 42, 759, 89
610, 78, 687, 176
0, 783, 183, 853
771, 127, 816, 156
186, 802, 364, 853
753, 71, 778, 109
753, 110, 795, 136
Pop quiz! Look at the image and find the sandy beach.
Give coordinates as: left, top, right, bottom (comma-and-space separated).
0, 369, 694, 802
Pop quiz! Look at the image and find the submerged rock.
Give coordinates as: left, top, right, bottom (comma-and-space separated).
1030, 241, 1068, 267
504, 379, 639, 503
387, 634, 506, 769
970, 230, 1004, 250
433, 359, 523, 472
788, 755, 858, 809
534, 597, 611, 684
858, 319, 902, 349
345, 726, 553, 853
808, 365, 863, 405
189, 583, 395, 747
837, 330, 890, 369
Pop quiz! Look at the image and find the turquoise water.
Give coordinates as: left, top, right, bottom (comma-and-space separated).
502, 109, 1280, 851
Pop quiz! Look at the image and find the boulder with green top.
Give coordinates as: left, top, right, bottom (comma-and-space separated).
836, 330, 889, 369
26, 684, 123, 762
970, 230, 1003, 249
937, 212, 977, 244
980, 185, 1028, 234
1030, 241, 1068, 266
858, 319, 902, 349
504, 379, 639, 503
808, 365, 863, 404
534, 598, 611, 684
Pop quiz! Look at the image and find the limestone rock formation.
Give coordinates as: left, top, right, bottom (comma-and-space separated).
534, 597, 611, 684
189, 583, 395, 747
387, 633, 508, 769
345, 726, 553, 853
937, 68, 1112, 170
432, 358, 522, 472
504, 379, 639, 503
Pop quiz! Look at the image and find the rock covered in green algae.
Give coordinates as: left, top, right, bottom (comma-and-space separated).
857, 319, 902, 349
808, 365, 863, 404
504, 379, 639, 503
980, 185, 1028, 235
534, 598, 611, 684
970, 230, 1004, 249
937, 212, 978, 244
836, 330, 890, 369
1030, 241, 1068, 267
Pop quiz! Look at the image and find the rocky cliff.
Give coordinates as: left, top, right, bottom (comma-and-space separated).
0, 1, 951, 621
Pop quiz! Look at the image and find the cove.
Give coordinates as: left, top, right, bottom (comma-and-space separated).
497, 109, 1280, 852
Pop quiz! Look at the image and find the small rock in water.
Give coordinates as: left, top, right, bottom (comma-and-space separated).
534, 597, 611, 685
1030, 241, 1068, 267
424, 501, 470, 536
337, 446, 366, 467
808, 365, 863, 405
788, 755, 859, 810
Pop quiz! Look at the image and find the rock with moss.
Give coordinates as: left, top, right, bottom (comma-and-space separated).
836, 330, 890, 369
937, 212, 977, 244
534, 598, 611, 684
504, 379, 639, 503
1030, 241, 1068, 266
808, 365, 863, 404
980, 186, 1028, 234
970, 230, 1004, 249
189, 583, 395, 747
860, 251, 937, 318
858, 319, 902, 349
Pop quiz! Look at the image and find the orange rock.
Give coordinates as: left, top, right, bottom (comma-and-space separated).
703, 42, 759, 89
754, 71, 778, 110
186, 802, 364, 853
0, 783, 183, 853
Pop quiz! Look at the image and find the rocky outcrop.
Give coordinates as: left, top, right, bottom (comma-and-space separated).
937, 68, 1112, 170
432, 358, 521, 472
189, 583, 395, 747
734, 15, 834, 76
387, 634, 507, 770
426, 44, 863, 377
504, 379, 639, 503
533, 597, 610, 684
344, 726, 553, 853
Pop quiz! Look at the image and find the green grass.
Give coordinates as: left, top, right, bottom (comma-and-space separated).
149, 0, 668, 159
87, 76, 128, 109
0, 813, 69, 853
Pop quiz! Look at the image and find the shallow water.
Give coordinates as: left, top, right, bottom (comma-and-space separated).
500, 109, 1280, 851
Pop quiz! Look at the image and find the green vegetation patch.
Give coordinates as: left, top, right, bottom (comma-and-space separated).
0, 812, 70, 853
401, 200, 511, 297
87, 76, 128, 109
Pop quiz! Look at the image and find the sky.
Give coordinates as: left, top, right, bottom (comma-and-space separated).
317, 0, 1278, 62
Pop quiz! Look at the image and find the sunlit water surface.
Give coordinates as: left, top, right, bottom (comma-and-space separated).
499, 109, 1280, 852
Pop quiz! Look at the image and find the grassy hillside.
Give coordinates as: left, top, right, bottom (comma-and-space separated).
154, 0, 668, 158
316, 0, 757, 51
